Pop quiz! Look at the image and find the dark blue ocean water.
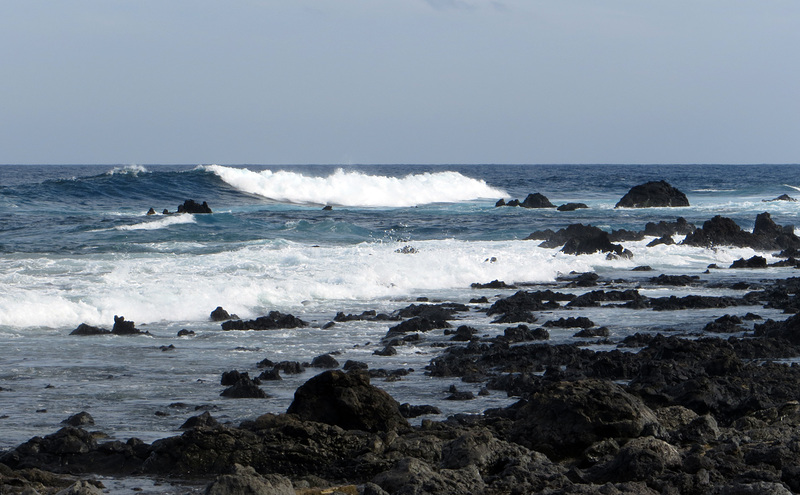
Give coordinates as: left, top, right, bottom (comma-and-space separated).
2, 164, 799, 255
1, 163, 799, 454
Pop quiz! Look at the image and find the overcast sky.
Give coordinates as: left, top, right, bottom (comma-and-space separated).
1, 1, 798, 165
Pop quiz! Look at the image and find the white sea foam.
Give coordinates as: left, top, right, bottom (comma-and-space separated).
106, 164, 149, 176
115, 214, 196, 231
202, 165, 507, 207
784, 184, 800, 192
0, 238, 773, 331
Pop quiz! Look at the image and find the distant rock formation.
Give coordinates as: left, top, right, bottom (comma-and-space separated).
615, 180, 689, 208
496, 193, 555, 208
177, 200, 212, 214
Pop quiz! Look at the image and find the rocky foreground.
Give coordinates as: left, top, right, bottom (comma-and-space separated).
7, 214, 800, 494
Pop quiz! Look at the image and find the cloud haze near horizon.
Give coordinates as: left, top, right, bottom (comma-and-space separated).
1, 1, 798, 165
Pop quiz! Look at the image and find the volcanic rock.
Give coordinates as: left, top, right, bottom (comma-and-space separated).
286, 370, 409, 432
615, 180, 690, 208
177, 199, 212, 214
221, 311, 307, 331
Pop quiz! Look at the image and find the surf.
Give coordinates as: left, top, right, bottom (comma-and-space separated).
202, 165, 507, 207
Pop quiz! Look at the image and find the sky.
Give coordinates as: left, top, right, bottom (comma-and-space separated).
1, 1, 798, 165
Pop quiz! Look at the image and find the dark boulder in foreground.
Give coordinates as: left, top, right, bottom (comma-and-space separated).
615, 180, 689, 208
286, 370, 409, 432
221, 311, 307, 331
506, 379, 659, 459
177, 199, 212, 214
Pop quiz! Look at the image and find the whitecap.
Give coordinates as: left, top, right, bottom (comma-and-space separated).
202, 165, 506, 207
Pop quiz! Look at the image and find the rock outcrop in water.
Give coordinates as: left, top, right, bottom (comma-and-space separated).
177, 199, 212, 214
496, 192, 555, 208
220, 311, 307, 331
615, 180, 690, 208
682, 212, 800, 250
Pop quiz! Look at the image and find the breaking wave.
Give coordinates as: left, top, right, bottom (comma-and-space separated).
202, 165, 506, 207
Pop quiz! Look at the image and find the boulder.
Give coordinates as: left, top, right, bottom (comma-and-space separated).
111, 316, 143, 335
220, 374, 268, 399
204, 464, 294, 495
310, 354, 340, 368
533, 224, 629, 257
507, 379, 659, 459
286, 370, 409, 432
70, 323, 110, 336
372, 457, 484, 495
210, 307, 235, 321
180, 411, 219, 430
177, 199, 212, 214
615, 180, 689, 208
521, 193, 555, 208
683, 213, 800, 250
62, 412, 94, 427
557, 203, 589, 211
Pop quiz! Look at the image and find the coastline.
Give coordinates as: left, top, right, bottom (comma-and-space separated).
4, 252, 800, 493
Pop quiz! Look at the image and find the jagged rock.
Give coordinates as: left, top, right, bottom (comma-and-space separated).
470, 280, 511, 289
372, 457, 484, 495
399, 403, 441, 418
55, 480, 105, 495
532, 224, 628, 256
177, 200, 212, 214
180, 411, 219, 430
210, 307, 236, 321
286, 370, 409, 432
615, 180, 689, 208
647, 235, 674, 247
146, 208, 156, 216
220, 374, 268, 399
177, 329, 195, 337
521, 193, 555, 208
221, 311, 307, 331
684, 213, 800, 250
507, 379, 659, 459
310, 354, 340, 368
204, 464, 294, 495
70, 323, 109, 336
765, 194, 796, 202
557, 203, 589, 211
543, 316, 594, 329
730, 256, 768, 269
703, 315, 744, 333
62, 412, 94, 427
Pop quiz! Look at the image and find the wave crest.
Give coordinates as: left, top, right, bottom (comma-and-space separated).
202, 165, 506, 207
106, 165, 149, 176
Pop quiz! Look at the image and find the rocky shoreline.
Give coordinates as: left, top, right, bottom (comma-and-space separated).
5, 209, 800, 494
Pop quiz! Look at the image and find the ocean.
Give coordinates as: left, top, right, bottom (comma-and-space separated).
1, 163, 799, 453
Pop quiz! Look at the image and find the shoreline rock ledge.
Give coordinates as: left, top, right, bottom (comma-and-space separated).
615, 180, 689, 208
